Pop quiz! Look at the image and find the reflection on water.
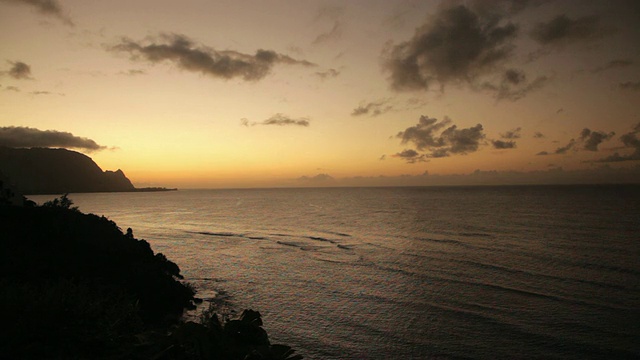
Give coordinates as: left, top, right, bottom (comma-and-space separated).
29, 185, 640, 359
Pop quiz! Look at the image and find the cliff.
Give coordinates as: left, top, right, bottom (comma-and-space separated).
0, 199, 193, 358
0, 147, 135, 194
0, 197, 301, 359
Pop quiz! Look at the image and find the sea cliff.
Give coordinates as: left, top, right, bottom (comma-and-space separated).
0, 147, 174, 195
0, 194, 301, 359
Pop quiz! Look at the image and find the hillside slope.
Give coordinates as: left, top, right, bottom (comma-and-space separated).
0, 147, 135, 194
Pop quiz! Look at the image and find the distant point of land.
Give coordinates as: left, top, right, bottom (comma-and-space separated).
0, 147, 176, 195
133, 187, 178, 192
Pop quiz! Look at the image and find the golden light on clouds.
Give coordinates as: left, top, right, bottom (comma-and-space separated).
1, 0, 639, 188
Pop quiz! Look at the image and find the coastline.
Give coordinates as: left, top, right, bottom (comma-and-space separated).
23, 187, 178, 196
133, 187, 178, 192
0, 194, 302, 359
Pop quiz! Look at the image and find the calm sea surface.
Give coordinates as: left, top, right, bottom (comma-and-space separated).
29, 185, 640, 359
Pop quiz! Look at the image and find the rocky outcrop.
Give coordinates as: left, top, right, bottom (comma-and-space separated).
0, 147, 135, 194
0, 201, 195, 358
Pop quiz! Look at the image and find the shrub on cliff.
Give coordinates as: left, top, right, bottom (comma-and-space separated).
166, 308, 303, 360
0, 202, 195, 323
0, 199, 195, 358
0, 196, 302, 359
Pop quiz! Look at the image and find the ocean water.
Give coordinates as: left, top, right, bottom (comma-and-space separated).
28, 185, 640, 359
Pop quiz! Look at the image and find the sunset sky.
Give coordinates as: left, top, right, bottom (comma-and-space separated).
1, 0, 639, 188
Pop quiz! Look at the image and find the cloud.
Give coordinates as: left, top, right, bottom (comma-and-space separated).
554, 139, 576, 154
0, 126, 106, 151
537, 144, 573, 156
579, 128, 615, 151
397, 116, 449, 149
530, 14, 605, 46
110, 34, 315, 81
484, 69, 548, 101
382, 4, 518, 92
296, 173, 336, 186
538, 127, 615, 156
312, 21, 343, 45
595, 123, 640, 162
490, 126, 519, 150
533, 131, 545, 138
242, 113, 310, 127
2, 61, 32, 79
466, 0, 545, 17
27, 90, 64, 96
315, 68, 340, 80
314, 5, 344, 22
118, 69, 146, 76
492, 140, 516, 149
595, 153, 640, 162
0, 0, 73, 25
4, 86, 20, 92
396, 115, 485, 158
591, 59, 634, 73
351, 99, 393, 117
500, 127, 521, 139
619, 81, 640, 91
330, 165, 640, 187
503, 68, 525, 85
263, 114, 310, 127
406, 97, 429, 108
392, 149, 427, 163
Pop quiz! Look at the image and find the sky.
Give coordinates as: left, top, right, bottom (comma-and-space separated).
1, 0, 639, 188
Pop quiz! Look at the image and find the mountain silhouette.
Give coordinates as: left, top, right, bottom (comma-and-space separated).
0, 147, 135, 194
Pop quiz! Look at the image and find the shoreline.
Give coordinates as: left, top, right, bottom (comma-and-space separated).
24, 187, 178, 196
132, 187, 178, 192
0, 196, 303, 359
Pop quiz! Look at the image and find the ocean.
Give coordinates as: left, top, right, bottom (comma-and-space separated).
28, 185, 640, 359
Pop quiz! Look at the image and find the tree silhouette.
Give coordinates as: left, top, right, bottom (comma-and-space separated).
42, 193, 78, 211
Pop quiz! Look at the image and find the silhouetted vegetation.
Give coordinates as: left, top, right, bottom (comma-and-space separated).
0, 195, 301, 359
166, 308, 303, 360
41, 192, 79, 211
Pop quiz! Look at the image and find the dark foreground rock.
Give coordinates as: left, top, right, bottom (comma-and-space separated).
0, 202, 194, 358
0, 197, 301, 359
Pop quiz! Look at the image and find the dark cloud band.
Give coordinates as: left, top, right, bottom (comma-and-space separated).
492, 140, 516, 149
0, 126, 106, 151
580, 128, 615, 151
392, 149, 427, 163
538, 127, 616, 156
110, 34, 315, 81
396, 115, 485, 159
530, 14, 603, 45
1, 0, 73, 25
242, 114, 310, 127
619, 81, 640, 91
383, 4, 518, 92
595, 123, 640, 162
8, 61, 32, 79
351, 99, 393, 117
